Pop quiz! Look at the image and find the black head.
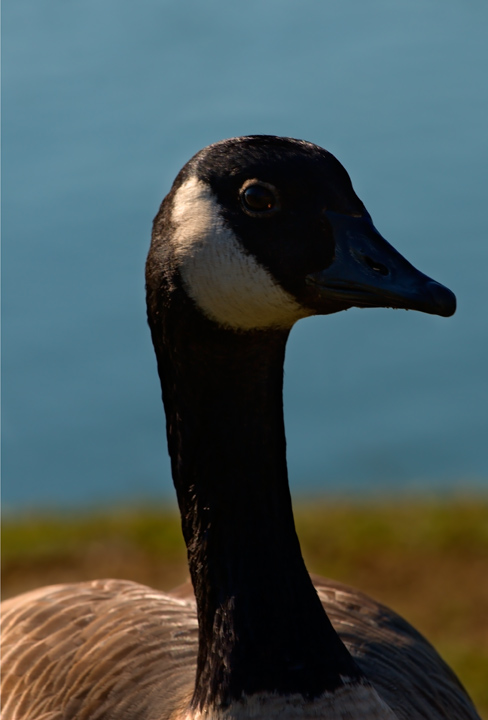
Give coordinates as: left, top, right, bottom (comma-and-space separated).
147, 135, 456, 332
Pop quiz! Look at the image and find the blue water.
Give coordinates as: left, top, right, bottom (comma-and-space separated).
3, 0, 488, 510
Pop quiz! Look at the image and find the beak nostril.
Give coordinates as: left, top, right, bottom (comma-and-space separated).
364, 255, 389, 276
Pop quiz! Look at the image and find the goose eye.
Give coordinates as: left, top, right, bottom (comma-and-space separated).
240, 182, 279, 215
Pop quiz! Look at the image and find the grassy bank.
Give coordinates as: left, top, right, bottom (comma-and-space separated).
2, 498, 488, 716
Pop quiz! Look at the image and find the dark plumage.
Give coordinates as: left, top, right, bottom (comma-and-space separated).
1, 136, 478, 720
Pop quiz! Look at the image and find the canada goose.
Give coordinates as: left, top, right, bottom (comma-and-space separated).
1, 136, 480, 720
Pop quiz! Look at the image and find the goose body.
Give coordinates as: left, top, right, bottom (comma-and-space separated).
1, 136, 479, 720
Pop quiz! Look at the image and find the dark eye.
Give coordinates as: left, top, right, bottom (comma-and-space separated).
240, 181, 279, 215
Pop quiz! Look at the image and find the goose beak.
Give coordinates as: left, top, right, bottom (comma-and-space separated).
306, 212, 456, 317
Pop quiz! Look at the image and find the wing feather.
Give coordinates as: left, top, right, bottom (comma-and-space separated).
1, 577, 479, 720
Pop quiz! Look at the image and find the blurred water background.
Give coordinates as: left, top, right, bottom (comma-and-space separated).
2, 0, 488, 511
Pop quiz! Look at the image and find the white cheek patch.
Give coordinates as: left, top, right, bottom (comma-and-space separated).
170, 177, 310, 330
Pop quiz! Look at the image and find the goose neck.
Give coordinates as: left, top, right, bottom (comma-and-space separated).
156, 321, 362, 709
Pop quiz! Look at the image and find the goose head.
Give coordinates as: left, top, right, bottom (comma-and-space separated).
147, 135, 455, 333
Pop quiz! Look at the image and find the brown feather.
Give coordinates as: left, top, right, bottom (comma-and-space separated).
1, 576, 479, 719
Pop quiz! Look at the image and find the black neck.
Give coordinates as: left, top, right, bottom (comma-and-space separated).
149, 298, 362, 709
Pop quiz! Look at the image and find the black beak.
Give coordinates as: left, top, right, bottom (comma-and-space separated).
306, 212, 456, 318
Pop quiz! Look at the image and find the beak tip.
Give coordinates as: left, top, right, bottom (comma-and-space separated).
425, 281, 456, 317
